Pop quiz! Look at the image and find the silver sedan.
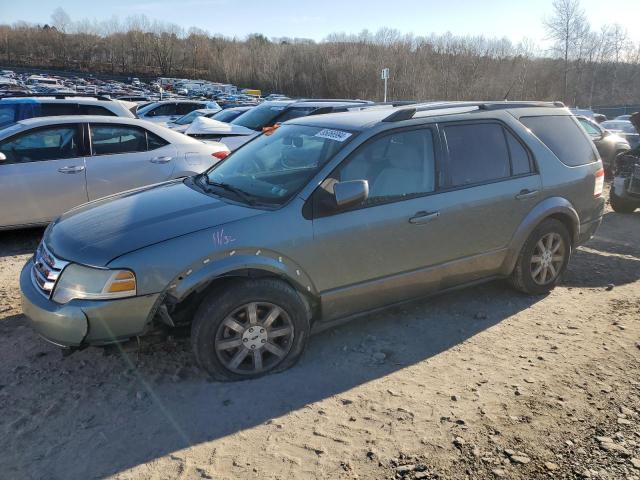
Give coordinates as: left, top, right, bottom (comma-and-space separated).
0, 115, 230, 229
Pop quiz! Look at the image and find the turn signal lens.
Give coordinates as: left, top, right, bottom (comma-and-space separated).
594, 168, 604, 197
106, 271, 136, 294
212, 150, 229, 160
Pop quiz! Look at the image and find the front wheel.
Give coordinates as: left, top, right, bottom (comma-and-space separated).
191, 278, 310, 381
510, 219, 571, 295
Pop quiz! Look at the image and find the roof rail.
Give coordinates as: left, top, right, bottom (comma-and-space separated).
382, 100, 566, 122
294, 98, 372, 104
0, 92, 114, 101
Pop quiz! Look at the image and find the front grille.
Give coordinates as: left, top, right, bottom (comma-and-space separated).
31, 243, 68, 298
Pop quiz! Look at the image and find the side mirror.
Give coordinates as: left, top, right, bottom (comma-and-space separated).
333, 180, 368, 208
0, 152, 6, 162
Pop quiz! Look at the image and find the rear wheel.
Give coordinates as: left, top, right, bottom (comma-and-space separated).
510, 219, 571, 295
191, 278, 310, 381
610, 190, 638, 213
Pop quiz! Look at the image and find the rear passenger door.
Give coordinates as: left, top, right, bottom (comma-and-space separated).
85, 123, 176, 200
433, 121, 541, 278
0, 124, 88, 227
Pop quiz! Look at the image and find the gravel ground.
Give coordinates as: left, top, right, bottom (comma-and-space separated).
0, 185, 639, 480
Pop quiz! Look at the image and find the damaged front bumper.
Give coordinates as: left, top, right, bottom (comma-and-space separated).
20, 259, 161, 347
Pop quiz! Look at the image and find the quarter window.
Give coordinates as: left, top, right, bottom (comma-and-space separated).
0, 126, 80, 164
90, 125, 147, 155
505, 130, 532, 176
147, 131, 169, 150
337, 129, 436, 204
520, 116, 597, 166
444, 123, 511, 187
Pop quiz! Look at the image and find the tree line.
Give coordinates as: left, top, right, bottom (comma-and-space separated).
0, 1, 638, 106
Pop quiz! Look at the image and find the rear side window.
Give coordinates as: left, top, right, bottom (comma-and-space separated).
520, 116, 597, 166
78, 105, 117, 116
90, 125, 147, 155
444, 123, 511, 187
147, 131, 169, 150
40, 103, 79, 116
147, 104, 177, 117
176, 103, 201, 115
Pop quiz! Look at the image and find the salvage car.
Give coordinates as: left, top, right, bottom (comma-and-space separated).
576, 116, 630, 174
192, 99, 373, 150
137, 100, 221, 124
0, 115, 229, 229
600, 120, 640, 149
610, 113, 640, 213
20, 101, 605, 381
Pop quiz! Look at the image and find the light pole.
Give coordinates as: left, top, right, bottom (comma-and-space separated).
381, 67, 389, 102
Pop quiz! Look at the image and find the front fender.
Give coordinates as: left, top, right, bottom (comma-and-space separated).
166, 247, 317, 302
501, 196, 579, 275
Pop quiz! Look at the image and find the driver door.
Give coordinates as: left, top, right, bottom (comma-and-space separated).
0, 124, 88, 227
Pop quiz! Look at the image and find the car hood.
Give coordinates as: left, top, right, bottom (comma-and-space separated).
185, 116, 255, 136
45, 179, 264, 267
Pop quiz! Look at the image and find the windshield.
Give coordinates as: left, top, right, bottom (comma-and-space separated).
231, 103, 292, 131
200, 124, 355, 206
174, 110, 204, 125
212, 109, 246, 123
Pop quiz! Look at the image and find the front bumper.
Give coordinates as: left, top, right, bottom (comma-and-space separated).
20, 259, 161, 347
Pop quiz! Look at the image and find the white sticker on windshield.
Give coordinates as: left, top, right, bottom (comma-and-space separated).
314, 129, 352, 142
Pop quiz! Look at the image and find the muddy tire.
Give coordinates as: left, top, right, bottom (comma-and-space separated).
191, 278, 310, 381
610, 190, 637, 214
510, 219, 571, 295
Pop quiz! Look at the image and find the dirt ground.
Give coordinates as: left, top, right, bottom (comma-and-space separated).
1, 185, 639, 480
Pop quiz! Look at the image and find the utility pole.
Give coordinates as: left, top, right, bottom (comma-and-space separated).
381, 68, 389, 102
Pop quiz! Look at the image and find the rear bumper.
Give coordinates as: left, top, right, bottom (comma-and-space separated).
576, 198, 605, 245
20, 259, 161, 347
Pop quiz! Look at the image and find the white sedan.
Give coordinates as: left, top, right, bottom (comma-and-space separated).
0, 115, 229, 229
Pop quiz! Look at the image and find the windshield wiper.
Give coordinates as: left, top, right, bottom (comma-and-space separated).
205, 180, 256, 205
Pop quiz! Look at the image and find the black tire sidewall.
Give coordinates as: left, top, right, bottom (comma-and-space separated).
191, 278, 310, 381
514, 219, 572, 295
610, 190, 638, 214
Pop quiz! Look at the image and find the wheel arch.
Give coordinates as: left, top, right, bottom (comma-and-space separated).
502, 197, 579, 275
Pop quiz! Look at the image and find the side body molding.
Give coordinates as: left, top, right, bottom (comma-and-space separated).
501, 196, 579, 275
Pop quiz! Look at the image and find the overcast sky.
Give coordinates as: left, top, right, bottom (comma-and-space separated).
3, 0, 640, 44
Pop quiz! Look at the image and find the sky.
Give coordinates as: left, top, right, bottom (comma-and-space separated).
2, 0, 640, 45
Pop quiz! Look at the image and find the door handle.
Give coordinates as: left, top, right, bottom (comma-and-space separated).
57, 165, 85, 174
150, 156, 173, 164
409, 211, 440, 224
515, 189, 539, 200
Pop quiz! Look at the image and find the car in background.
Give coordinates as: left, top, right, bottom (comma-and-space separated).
610, 113, 640, 213
209, 106, 253, 123
600, 120, 639, 149
576, 116, 630, 174
165, 108, 227, 132
186, 99, 372, 150
117, 95, 151, 103
615, 114, 633, 121
137, 100, 221, 124
0, 115, 229, 229
0, 95, 136, 127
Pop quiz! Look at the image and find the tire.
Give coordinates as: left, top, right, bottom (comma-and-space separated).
191, 278, 310, 381
610, 190, 638, 214
510, 218, 571, 295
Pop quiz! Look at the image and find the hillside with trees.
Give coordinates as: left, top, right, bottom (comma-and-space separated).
1, 0, 638, 106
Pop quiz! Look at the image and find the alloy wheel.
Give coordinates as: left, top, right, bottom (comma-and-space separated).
214, 302, 294, 375
530, 232, 566, 285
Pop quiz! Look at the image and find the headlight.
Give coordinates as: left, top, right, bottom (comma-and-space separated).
52, 264, 136, 304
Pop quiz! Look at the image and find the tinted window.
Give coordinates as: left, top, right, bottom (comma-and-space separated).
276, 107, 317, 123
176, 103, 202, 115
0, 105, 17, 126
147, 131, 169, 150
232, 103, 289, 130
338, 129, 435, 204
90, 125, 147, 155
40, 103, 78, 116
444, 123, 510, 186
146, 103, 177, 117
0, 126, 80, 164
505, 130, 532, 176
78, 105, 116, 116
520, 116, 597, 166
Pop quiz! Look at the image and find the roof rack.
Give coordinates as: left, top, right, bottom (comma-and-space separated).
294, 98, 372, 104
0, 92, 114, 101
382, 101, 566, 122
